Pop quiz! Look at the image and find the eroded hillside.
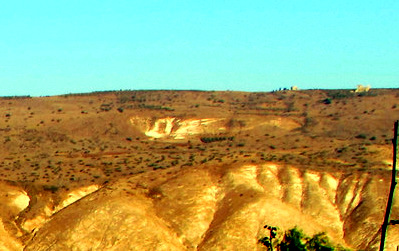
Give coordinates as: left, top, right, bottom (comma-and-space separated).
1, 89, 399, 250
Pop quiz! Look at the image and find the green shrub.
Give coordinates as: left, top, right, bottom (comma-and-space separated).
322, 98, 332, 105
307, 232, 335, 251
138, 104, 174, 111
43, 185, 59, 193
325, 90, 354, 99
258, 236, 273, 249
200, 136, 234, 143
100, 103, 113, 111
355, 134, 367, 139
279, 227, 307, 251
259, 226, 350, 251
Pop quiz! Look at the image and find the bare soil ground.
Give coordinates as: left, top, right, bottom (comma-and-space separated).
1, 89, 398, 188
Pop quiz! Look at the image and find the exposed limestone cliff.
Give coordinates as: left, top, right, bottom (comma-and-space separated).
19, 163, 399, 250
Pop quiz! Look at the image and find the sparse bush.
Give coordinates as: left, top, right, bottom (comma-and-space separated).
325, 90, 354, 99
355, 134, 367, 139
301, 116, 318, 132
138, 104, 174, 111
357, 91, 376, 97
100, 103, 113, 111
336, 146, 348, 153
285, 101, 296, 111
237, 142, 245, 147
43, 185, 59, 193
200, 136, 234, 143
226, 119, 246, 128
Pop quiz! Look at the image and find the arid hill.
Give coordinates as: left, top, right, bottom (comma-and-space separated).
1, 89, 399, 250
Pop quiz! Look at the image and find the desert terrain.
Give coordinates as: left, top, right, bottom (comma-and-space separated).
1, 89, 399, 250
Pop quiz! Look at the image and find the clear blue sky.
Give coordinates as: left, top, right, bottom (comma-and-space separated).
1, 0, 398, 96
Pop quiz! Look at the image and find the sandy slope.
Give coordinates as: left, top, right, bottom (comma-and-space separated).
20, 162, 399, 250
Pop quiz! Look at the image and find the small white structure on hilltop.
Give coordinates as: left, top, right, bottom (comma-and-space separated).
355, 85, 371, 92
290, 86, 299, 91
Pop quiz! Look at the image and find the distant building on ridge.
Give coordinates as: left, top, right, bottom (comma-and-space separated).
354, 85, 371, 92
